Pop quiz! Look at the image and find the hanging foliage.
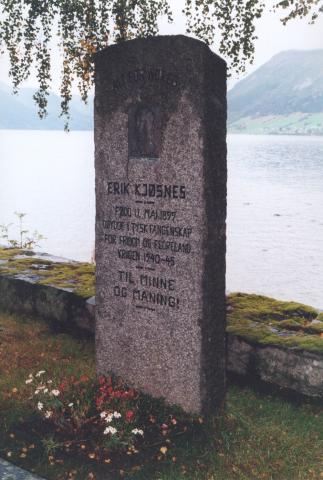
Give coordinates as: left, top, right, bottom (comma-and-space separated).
0, 0, 321, 127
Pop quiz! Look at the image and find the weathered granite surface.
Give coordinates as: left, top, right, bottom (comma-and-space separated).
95, 35, 227, 414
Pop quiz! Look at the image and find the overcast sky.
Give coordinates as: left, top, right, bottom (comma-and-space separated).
0, 0, 322, 92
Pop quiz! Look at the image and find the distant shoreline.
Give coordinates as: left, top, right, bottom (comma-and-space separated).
0, 128, 322, 137
228, 130, 323, 137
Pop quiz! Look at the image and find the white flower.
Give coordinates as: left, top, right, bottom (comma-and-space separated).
44, 411, 52, 418
68, 403, 74, 407
105, 414, 114, 423
131, 428, 144, 436
34, 390, 40, 395
104, 426, 117, 435
36, 370, 46, 377
28, 374, 33, 378
113, 411, 122, 419
43, 388, 48, 394
51, 389, 60, 396
25, 378, 33, 384
100, 411, 107, 418
37, 402, 44, 411
47, 380, 53, 384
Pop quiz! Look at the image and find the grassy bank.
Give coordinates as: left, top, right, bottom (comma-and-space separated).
0, 310, 322, 480
228, 112, 323, 136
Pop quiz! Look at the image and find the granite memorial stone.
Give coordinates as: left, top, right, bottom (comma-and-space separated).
95, 35, 227, 414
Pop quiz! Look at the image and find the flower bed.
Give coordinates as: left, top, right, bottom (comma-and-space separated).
23, 369, 198, 472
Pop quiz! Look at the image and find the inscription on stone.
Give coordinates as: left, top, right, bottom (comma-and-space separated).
102, 181, 190, 311
95, 36, 227, 415
112, 66, 180, 91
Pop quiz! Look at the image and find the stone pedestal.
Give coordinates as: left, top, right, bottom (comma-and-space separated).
95, 35, 227, 414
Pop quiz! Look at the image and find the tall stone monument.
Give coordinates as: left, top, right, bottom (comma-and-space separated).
95, 35, 227, 415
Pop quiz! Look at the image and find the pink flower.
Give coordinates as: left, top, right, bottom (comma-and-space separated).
125, 410, 135, 422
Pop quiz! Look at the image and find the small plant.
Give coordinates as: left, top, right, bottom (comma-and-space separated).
0, 212, 45, 250
0, 223, 13, 246
41, 436, 63, 457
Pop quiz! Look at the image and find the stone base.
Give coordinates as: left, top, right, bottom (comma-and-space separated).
227, 334, 323, 398
0, 275, 94, 334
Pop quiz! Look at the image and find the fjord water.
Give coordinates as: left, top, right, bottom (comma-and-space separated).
227, 134, 323, 310
0, 130, 322, 309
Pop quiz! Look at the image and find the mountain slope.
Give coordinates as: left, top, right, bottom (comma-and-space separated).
2, 49, 323, 134
0, 82, 93, 130
228, 50, 323, 135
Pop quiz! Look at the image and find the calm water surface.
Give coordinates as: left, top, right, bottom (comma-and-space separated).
0, 131, 322, 308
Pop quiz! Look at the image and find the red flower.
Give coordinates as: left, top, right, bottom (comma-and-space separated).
98, 375, 112, 386
98, 376, 106, 386
58, 380, 68, 392
80, 375, 89, 383
96, 395, 105, 408
99, 385, 113, 397
125, 410, 135, 422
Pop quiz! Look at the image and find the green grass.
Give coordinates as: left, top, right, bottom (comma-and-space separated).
227, 293, 323, 354
0, 310, 322, 480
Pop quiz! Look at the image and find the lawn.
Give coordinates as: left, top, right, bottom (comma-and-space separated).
0, 310, 322, 480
